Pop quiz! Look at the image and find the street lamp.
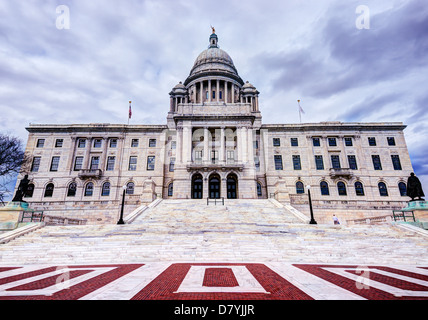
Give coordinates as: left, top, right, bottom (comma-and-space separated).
117, 185, 127, 225
306, 185, 317, 225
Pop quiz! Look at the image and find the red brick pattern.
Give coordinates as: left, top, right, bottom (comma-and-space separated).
203, 268, 239, 287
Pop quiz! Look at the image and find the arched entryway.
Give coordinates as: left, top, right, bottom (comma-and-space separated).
227, 173, 238, 199
192, 173, 203, 199
209, 173, 221, 199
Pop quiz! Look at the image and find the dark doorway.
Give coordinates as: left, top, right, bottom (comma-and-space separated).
209, 174, 221, 199
227, 174, 238, 199
192, 174, 203, 199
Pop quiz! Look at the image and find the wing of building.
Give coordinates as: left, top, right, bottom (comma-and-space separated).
21, 32, 412, 224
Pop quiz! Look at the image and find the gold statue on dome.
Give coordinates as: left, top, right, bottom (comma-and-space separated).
211, 26, 215, 34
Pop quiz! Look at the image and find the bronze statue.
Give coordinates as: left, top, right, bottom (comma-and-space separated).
12, 175, 30, 202
407, 172, 425, 201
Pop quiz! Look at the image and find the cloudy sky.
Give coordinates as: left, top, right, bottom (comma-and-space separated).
1, 0, 427, 197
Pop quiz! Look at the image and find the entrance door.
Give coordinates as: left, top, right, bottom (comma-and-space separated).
209, 174, 221, 199
192, 174, 203, 199
227, 174, 238, 199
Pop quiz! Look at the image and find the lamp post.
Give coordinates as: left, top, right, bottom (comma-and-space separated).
117, 185, 127, 225
306, 185, 317, 225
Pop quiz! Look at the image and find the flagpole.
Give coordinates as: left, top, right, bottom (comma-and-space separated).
298, 100, 301, 124
128, 101, 132, 125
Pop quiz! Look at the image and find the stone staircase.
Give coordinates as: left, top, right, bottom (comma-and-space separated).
0, 199, 427, 266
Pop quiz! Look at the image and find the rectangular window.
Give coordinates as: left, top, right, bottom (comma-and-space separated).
387, 137, 396, 146
93, 139, 102, 148
368, 137, 376, 146
274, 155, 283, 170
331, 155, 341, 169
212, 91, 216, 99
147, 156, 155, 171
169, 157, 175, 172
344, 137, 353, 146
227, 150, 234, 162
273, 138, 281, 147
391, 155, 402, 170
55, 139, 63, 148
293, 155, 301, 170
328, 138, 337, 147
171, 141, 176, 149
78, 139, 86, 148
31, 157, 41, 172
74, 156, 84, 171
290, 138, 298, 147
36, 139, 45, 148
312, 138, 320, 147
219, 91, 223, 100
254, 157, 260, 170
253, 140, 259, 149
131, 139, 139, 147
50, 156, 60, 172
372, 155, 382, 170
149, 139, 157, 147
315, 155, 324, 170
110, 139, 117, 148
128, 156, 137, 171
196, 150, 203, 162
211, 150, 218, 163
348, 155, 358, 170
106, 156, 115, 171
90, 156, 100, 170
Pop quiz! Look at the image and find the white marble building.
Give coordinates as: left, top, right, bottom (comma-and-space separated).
19, 32, 413, 224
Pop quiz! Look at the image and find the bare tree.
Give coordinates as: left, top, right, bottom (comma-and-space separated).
0, 133, 30, 204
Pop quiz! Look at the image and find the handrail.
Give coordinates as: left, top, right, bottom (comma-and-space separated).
207, 197, 225, 206
392, 210, 416, 222
20, 211, 44, 223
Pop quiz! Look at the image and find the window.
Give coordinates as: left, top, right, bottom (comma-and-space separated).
355, 181, 365, 196
254, 157, 260, 170
169, 158, 175, 172
31, 157, 41, 172
50, 156, 60, 172
227, 151, 234, 162
253, 140, 259, 149
128, 156, 137, 171
67, 182, 77, 197
106, 156, 115, 171
25, 184, 35, 198
391, 155, 402, 170
387, 137, 396, 146
315, 155, 324, 170
131, 139, 139, 147
219, 91, 223, 100
74, 156, 84, 171
147, 156, 155, 171
398, 182, 407, 197
368, 137, 376, 146
126, 182, 135, 195
93, 139, 102, 148
36, 139, 45, 148
312, 138, 320, 147
44, 183, 54, 198
257, 183, 262, 197
348, 155, 358, 170
337, 181, 347, 196
273, 138, 281, 147
331, 155, 341, 169
171, 141, 176, 149
55, 139, 63, 148
328, 138, 337, 147
320, 181, 330, 196
296, 181, 304, 194
274, 155, 283, 170
168, 183, 173, 197
110, 139, 117, 148
101, 182, 110, 196
378, 182, 388, 197
212, 91, 216, 99
90, 157, 100, 170
149, 139, 157, 147
372, 155, 382, 170
78, 139, 86, 148
344, 137, 353, 146
84, 182, 94, 197
196, 150, 203, 162
211, 150, 218, 163
291, 138, 298, 147
293, 155, 301, 170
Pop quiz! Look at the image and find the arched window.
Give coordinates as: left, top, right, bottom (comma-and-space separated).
25, 183, 35, 198
84, 182, 94, 197
398, 182, 407, 197
168, 183, 173, 197
296, 181, 304, 194
320, 181, 329, 196
378, 182, 388, 197
354, 181, 365, 196
337, 181, 347, 196
101, 182, 110, 197
126, 182, 135, 195
67, 182, 77, 197
44, 183, 54, 198
257, 182, 262, 197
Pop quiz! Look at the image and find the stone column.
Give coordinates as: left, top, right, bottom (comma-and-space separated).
241, 127, 248, 163
203, 127, 209, 163
220, 127, 225, 164
100, 136, 109, 171
225, 81, 228, 103
170, 97, 174, 112
247, 128, 254, 165
232, 83, 235, 103
208, 80, 212, 102
176, 127, 183, 164
237, 127, 242, 162
216, 80, 220, 102
200, 81, 203, 103
83, 138, 92, 169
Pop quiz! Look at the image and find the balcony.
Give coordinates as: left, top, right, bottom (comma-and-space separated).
329, 168, 353, 179
187, 160, 244, 172
78, 169, 103, 179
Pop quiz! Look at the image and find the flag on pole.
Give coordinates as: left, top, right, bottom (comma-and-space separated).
298, 100, 305, 123
129, 101, 132, 119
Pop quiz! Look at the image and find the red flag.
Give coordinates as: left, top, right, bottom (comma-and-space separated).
129, 101, 132, 119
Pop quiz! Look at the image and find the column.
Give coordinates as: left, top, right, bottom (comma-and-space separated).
216, 80, 220, 102
176, 127, 183, 164
241, 127, 248, 163
247, 128, 254, 165
220, 127, 225, 164
232, 83, 235, 103
170, 97, 174, 112
100, 137, 109, 171
187, 125, 193, 163
225, 81, 228, 104
237, 127, 242, 162
208, 80, 212, 102
203, 127, 209, 163
83, 138, 92, 169
200, 81, 203, 103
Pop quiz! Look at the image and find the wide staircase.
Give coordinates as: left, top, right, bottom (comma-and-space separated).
0, 199, 427, 266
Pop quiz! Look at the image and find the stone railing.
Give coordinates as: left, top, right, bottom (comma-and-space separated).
347, 215, 393, 225
43, 215, 88, 226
